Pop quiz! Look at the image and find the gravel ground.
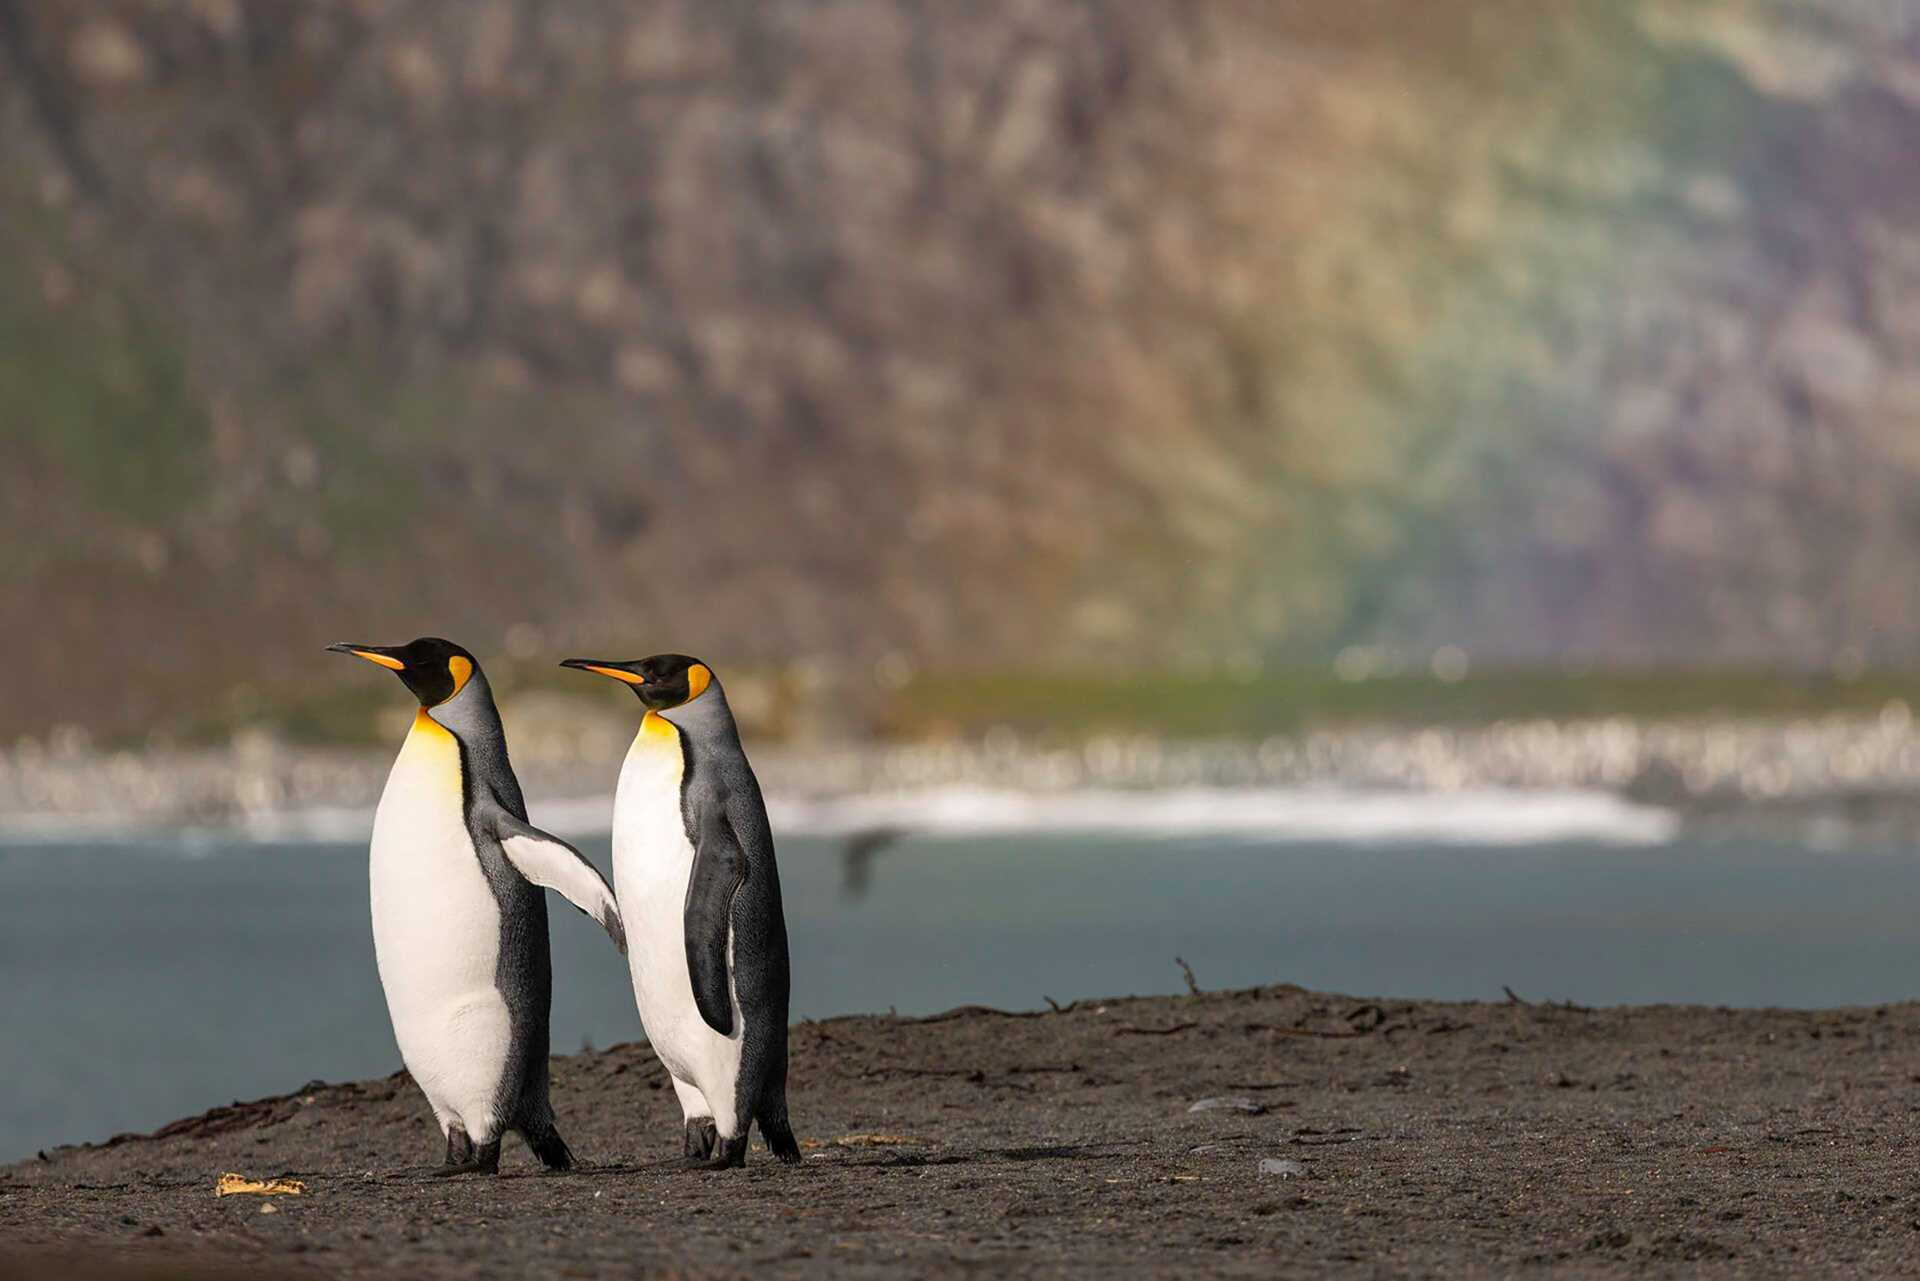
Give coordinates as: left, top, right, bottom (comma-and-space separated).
6, 984, 1920, 1278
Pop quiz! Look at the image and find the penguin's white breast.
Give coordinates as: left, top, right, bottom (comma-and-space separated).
369, 713, 510, 1106
612, 716, 741, 1085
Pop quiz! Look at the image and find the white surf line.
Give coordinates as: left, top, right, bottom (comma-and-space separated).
0, 786, 1678, 848
759, 786, 1680, 846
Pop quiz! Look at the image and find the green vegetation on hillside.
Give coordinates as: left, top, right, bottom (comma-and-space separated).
0, 222, 207, 535
878, 669, 1920, 742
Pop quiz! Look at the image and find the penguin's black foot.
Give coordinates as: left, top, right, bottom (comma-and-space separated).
443, 1126, 474, 1168
698, 1134, 749, 1170
431, 1159, 497, 1178
683, 1117, 718, 1161
431, 1139, 501, 1177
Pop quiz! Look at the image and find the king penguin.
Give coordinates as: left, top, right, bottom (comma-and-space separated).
329, 637, 626, 1175
560, 653, 801, 1169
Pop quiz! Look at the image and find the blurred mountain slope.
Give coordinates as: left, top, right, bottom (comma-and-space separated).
4, 0, 1920, 740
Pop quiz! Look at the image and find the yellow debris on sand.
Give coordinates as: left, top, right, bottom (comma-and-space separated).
214, 1172, 306, 1197
798, 1133, 916, 1149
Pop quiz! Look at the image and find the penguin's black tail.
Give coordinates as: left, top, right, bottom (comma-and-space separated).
758, 1099, 802, 1166
523, 1117, 575, 1171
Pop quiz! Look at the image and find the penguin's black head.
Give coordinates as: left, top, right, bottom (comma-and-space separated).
327, 637, 477, 707
559, 653, 713, 710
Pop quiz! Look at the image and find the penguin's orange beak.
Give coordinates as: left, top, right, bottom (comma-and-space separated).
327, 643, 405, 671
559, 658, 644, 684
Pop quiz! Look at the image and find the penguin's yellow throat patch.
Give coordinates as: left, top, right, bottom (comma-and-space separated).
635, 709, 682, 755
404, 707, 463, 785
411, 707, 453, 735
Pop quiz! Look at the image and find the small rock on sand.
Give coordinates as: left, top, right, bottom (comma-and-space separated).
1188, 1096, 1266, 1115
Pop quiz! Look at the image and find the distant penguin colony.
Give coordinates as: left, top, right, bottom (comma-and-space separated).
330, 637, 799, 1174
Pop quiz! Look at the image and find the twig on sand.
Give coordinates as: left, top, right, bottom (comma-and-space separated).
1043, 995, 1080, 1014
909, 1004, 1061, 1025
1245, 1022, 1366, 1040
860, 1063, 1080, 1081
1114, 1016, 1380, 1040
1503, 986, 1529, 1006
1175, 956, 1201, 996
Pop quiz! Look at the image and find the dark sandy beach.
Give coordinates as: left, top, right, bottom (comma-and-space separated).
5, 982, 1919, 1278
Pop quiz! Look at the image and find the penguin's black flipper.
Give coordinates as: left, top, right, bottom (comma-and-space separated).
685, 806, 747, 1036
488, 802, 627, 953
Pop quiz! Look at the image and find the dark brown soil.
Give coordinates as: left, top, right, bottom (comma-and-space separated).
5, 984, 1920, 1278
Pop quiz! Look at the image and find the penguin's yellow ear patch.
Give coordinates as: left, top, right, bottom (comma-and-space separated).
448, 655, 473, 696
685, 663, 712, 701
351, 650, 405, 671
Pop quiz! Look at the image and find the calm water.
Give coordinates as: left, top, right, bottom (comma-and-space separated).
3, 830, 1918, 1160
